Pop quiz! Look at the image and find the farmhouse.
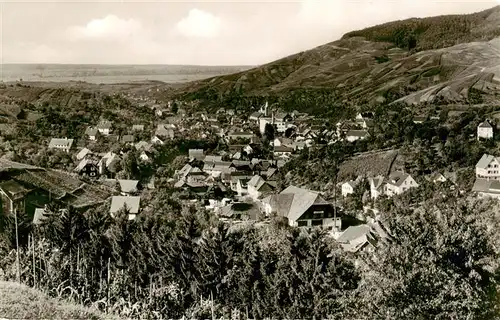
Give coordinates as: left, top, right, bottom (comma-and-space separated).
262, 186, 342, 230
477, 121, 494, 140
48, 138, 74, 153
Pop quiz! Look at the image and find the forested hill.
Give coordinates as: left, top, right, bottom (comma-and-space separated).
172, 5, 500, 107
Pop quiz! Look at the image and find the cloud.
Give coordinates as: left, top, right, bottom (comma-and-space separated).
176, 8, 222, 38
67, 14, 142, 40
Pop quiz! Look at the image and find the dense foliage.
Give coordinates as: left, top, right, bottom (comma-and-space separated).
342, 6, 500, 51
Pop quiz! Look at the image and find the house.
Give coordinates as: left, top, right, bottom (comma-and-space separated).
110, 196, 141, 220
139, 150, 151, 162
384, 171, 419, 197
368, 175, 385, 199
151, 136, 164, 145
355, 112, 374, 129
346, 130, 369, 142
249, 112, 263, 122
273, 146, 294, 157
85, 127, 99, 140
132, 124, 144, 131
97, 121, 112, 135
336, 221, 391, 253
118, 179, 139, 195
121, 135, 135, 144
247, 175, 276, 200
227, 131, 255, 141
203, 161, 233, 178
341, 179, 360, 197
425, 172, 447, 184
74, 159, 99, 178
475, 154, 500, 179
135, 141, 152, 151
48, 138, 74, 153
262, 186, 342, 230
477, 121, 494, 140
76, 147, 91, 161
189, 149, 205, 160
0, 180, 31, 216
274, 112, 293, 133
236, 178, 250, 196
33, 207, 50, 225
98, 152, 120, 176
155, 124, 174, 139
472, 179, 500, 199
413, 116, 428, 124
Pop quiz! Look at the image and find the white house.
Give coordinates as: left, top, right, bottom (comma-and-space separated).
475, 154, 500, 180
346, 130, 369, 142
477, 121, 494, 140
368, 172, 418, 199
48, 138, 74, 153
97, 121, 112, 135
247, 175, 276, 201
274, 113, 292, 133
341, 179, 360, 197
384, 172, 419, 197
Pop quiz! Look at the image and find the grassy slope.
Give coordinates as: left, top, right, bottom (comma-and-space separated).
0, 281, 115, 320
172, 5, 500, 103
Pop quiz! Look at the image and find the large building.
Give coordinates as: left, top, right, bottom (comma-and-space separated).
262, 186, 342, 230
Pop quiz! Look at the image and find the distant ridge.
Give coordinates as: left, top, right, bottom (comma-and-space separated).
174, 5, 500, 106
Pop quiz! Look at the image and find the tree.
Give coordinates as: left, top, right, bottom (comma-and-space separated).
349, 195, 499, 320
263, 123, 275, 142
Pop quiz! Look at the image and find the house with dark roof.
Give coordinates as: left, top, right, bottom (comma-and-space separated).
477, 120, 494, 140
48, 138, 74, 153
262, 186, 342, 230
273, 145, 294, 157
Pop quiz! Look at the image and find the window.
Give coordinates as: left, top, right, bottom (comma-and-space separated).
313, 210, 324, 218
311, 220, 323, 226
298, 220, 308, 227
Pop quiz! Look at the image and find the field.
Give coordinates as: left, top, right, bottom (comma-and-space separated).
0, 281, 115, 320
1, 64, 251, 84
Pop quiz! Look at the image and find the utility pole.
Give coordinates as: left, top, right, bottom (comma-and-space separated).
14, 208, 20, 283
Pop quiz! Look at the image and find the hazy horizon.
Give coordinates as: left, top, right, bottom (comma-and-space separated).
3, 1, 498, 65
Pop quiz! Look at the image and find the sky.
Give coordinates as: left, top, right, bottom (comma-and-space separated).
1, 0, 499, 66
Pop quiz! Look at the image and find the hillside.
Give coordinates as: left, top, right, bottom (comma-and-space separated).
0, 281, 113, 320
173, 5, 500, 106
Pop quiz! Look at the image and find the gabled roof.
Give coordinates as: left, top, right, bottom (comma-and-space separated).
110, 196, 141, 214
249, 112, 262, 118
135, 141, 151, 151
386, 171, 411, 187
369, 175, 384, 190
473, 178, 500, 194
118, 179, 139, 193
76, 148, 91, 160
478, 121, 493, 129
476, 154, 496, 169
121, 135, 135, 143
0, 180, 30, 201
33, 208, 50, 225
48, 138, 74, 149
337, 225, 371, 243
97, 121, 112, 130
85, 127, 99, 136
346, 130, 369, 138
272, 186, 331, 222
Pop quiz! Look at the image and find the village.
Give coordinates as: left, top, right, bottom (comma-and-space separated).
0, 95, 498, 260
